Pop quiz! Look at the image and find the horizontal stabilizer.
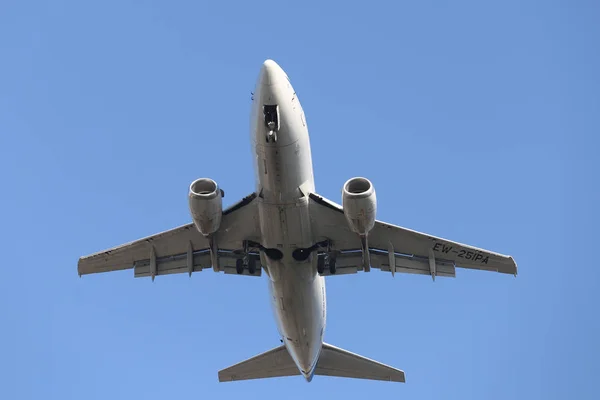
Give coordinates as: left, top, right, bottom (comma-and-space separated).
218, 343, 405, 383
218, 345, 300, 382
315, 343, 405, 383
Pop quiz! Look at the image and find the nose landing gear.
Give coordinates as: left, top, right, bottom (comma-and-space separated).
266, 124, 278, 143
263, 104, 279, 143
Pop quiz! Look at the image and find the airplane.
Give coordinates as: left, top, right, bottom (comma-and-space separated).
78, 59, 518, 384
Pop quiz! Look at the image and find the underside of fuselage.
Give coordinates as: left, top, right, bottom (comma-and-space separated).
251, 59, 325, 379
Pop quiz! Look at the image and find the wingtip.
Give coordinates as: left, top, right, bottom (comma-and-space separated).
510, 256, 518, 277
76, 256, 88, 277
383, 370, 406, 383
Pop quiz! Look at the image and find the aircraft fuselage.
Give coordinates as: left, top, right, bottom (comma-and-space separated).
250, 60, 325, 381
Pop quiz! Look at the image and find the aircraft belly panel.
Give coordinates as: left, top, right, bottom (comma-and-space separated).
258, 198, 312, 250
268, 266, 324, 373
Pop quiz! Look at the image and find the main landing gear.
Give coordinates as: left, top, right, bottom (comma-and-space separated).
235, 257, 257, 275
235, 240, 258, 275
317, 241, 337, 275
317, 253, 337, 275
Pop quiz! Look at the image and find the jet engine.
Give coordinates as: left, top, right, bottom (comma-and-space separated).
188, 178, 223, 236
342, 177, 377, 236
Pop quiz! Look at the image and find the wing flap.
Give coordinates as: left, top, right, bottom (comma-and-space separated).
133, 251, 262, 278
318, 251, 455, 277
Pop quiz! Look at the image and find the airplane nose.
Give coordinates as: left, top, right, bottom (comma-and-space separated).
260, 59, 284, 86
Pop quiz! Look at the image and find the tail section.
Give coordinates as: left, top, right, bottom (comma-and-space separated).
314, 342, 405, 383
218, 342, 405, 383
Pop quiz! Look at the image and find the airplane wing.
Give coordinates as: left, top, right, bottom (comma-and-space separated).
308, 193, 517, 279
78, 193, 263, 279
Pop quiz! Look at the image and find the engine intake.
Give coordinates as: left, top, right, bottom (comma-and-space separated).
188, 178, 223, 236
342, 177, 377, 236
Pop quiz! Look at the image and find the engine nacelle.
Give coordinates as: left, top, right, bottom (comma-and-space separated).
342, 177, 377, 236
188, 178, 223, 236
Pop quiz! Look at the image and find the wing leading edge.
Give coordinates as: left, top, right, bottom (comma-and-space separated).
77, 192, 262, 279
308, 192, 517, 278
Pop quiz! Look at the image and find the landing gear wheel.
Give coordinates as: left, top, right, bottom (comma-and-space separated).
266, 130, 277, 143
248, 258, 257, 275
236, 258, 244, 275
328, 257, 337, 275
317, 256, 325, 274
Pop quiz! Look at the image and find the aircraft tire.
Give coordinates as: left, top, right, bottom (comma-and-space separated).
248, 258, 257, 275
317, 256, 325, 274
236, 258, 244, 274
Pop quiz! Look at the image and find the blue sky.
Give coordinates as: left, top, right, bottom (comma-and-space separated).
1, 0, 598, 399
